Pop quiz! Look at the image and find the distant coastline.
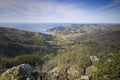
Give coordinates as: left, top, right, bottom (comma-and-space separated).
0, 23, 70, 33
0, 23, 119, 33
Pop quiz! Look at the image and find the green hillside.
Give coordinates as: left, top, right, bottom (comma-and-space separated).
0, 25, 120, 80
0, 27, 55, 57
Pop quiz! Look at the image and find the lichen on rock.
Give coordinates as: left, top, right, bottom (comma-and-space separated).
0, 64, 35, 80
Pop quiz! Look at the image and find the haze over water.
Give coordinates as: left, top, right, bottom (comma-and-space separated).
0, 23, 70, 33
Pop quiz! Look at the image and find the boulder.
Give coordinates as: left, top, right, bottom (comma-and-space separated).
80, 75, 90, 80
67, 65, 84, 78
90, 56, 99, 62
49, 67, 61, 73
90, 56, 99, 65
85, 65, 97, 76
0, 64, 35, 80
48, 65, 68, 80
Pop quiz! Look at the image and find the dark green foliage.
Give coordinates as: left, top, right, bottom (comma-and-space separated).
0, 27, 56, 57
95, 53, 120, 80
0, 54, 43, 69
14, 54, 42, 66
0, 57, 14, 69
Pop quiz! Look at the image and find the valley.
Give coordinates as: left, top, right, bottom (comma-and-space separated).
0, 24, 120, 80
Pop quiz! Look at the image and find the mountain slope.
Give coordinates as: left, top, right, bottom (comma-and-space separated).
48, 24, 120, 35
0, 27, 55, 57
48, 24, 120, 47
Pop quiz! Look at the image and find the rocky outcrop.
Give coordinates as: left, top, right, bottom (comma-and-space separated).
0, 56, 98, 80
90, 56, 99, 62
80, 75, 90, 80
67, 65, 84, 78
90, 56, 99, 65
86, 65, 97, 76
0, 64, 37, 80
48, 65, 68, 80
42, 64, 97, 80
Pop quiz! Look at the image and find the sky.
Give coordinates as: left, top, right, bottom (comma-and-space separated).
0, 0, 120, 23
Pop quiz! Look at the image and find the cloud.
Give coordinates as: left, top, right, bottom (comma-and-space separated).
0, 0, 87, 22
91, 0, 120, 23
96, 0, 120, 11
0, 0, 120, 23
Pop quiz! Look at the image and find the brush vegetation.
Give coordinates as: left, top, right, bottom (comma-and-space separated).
0, 24, 120, 80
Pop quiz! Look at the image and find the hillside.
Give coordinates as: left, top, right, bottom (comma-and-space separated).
48, 24, 120, 34
0, 25, 120, 80
48, 24, 120, 47
0, 27, 55, 57
43, 24, 120, 80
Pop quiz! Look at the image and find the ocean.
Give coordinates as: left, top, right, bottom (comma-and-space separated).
0, 23, 70, 33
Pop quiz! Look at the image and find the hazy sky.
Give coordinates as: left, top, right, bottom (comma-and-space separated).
0, 0, 120, 23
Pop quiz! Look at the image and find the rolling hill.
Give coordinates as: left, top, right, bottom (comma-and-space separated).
48, 24, 120, 47
48, 24, 120, 34
0, 24, 120, 80
0, 27, 55, 57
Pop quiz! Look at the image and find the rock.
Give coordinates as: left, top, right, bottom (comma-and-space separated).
85, 65, 97, 76
0, 64, 35, 80
67, 65, 84, 78
80, 75, 90, 80
69, 75, 90, 80
48, 65, 68, 80
107, 59, 112, 62
49, 67, 61, 73
48, 68, 60, 79
26, 77, 31, 80
90, 56, 99, 62
48, 66, 62, 79
90, 56, 99, 65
